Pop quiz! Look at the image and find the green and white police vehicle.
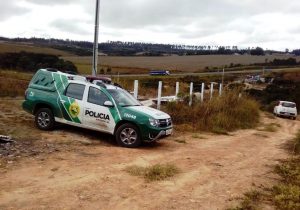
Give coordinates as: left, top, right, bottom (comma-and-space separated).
22, 69, 173, 148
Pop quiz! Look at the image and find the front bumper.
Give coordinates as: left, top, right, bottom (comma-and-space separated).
22, 100, 33, 114
279, 112, 297, 117
142, 126, 173, 142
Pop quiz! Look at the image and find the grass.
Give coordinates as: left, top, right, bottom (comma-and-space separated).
293, 131, 300, 154
125, 163, 180, 182
0, 42, 72, 56
257, 123, 281, 132
163, 91, 260, 133
228, 131, 300, 210
63, 54, 300, 73
0, 77, 29, 97
228, 190, 262, 210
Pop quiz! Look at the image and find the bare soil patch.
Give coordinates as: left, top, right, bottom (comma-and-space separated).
0, 99, 299, 210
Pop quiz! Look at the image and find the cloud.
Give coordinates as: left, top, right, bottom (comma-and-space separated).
0, 0, 300, 50
24, 0, 76, 5
0, 2, 29, 21
50, 19, 91, 35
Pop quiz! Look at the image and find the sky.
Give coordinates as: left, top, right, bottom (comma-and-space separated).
0, 0, 299, 51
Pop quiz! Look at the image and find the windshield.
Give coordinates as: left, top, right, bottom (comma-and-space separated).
107, 89, 141, 107
282, 102, 296, 108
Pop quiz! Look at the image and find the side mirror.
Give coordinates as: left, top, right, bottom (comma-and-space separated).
104, 101, 114, 108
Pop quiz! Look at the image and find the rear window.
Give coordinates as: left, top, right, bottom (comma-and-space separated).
282, 102, 296, 108
65, 83, 85, 100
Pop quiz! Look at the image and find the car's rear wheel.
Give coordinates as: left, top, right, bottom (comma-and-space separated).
115, 123, 141, 148
35, 108, 55, 131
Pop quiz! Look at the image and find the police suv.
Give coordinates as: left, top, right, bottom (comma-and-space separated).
23, 69, 173, 148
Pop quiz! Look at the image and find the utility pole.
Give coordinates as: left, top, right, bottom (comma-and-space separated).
92, 0, 100, 76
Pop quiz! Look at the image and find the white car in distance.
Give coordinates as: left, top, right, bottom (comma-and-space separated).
274, 101, 297, 120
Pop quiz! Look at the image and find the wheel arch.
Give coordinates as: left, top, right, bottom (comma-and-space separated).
33, 102, 54, 115
114, 120, 141, 135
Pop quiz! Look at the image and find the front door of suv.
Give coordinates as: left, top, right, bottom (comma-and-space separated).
83, 86, 116, 134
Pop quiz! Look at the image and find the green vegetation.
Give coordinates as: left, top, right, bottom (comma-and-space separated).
248, 72, 300, 111
125, 163, 180, 182
229, 131, 300, 210
228, 190, 262, 210
164, 91, 260, 133
294, 131, 300, 154
0, 52, 77, 73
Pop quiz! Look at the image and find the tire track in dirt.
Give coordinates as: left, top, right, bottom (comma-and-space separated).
0, 114, 299, 210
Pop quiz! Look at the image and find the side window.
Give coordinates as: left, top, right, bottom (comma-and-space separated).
88, 87, 110, 106
65, 83, 85, 100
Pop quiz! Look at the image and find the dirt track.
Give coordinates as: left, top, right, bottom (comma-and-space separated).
0, 99, 299, 210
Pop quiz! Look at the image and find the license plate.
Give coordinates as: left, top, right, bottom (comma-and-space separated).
166, 129, 173, 135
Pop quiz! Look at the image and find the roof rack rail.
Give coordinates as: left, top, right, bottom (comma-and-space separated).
46, 68, 58, 72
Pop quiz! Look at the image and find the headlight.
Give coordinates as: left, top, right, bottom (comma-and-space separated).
149, 118, 159, 127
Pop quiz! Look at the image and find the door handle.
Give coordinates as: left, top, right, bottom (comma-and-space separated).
60, 100, 66, 103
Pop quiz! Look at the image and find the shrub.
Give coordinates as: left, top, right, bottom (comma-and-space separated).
125, 164, 180, 182
294, 131, 300, 155
163, 91, 260, 132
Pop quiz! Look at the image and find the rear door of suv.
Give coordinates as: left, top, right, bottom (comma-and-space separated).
59, 83, 86, 124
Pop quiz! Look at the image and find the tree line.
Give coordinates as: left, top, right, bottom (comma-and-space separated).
0, 37, 285, 57
0, 51, 77, 73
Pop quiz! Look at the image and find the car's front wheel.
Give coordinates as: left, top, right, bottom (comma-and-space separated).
115, 123, 141, 148
35, 108, 55, 131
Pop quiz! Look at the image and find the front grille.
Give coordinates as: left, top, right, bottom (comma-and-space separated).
158, 118, 172, 128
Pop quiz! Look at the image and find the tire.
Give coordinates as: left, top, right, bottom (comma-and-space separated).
115, 123, 141, 148
35, 108, 55, 131
292, 117, 296, 120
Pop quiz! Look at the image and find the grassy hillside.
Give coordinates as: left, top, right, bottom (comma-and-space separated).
0, 42, 73, 56
1, 41, 300, 75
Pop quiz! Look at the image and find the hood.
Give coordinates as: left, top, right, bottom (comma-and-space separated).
123, 106, 170, 120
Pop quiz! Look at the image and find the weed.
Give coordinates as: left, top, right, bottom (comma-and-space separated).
144, 164, 179, 182
125, 165, 145, 177
272, 184, 300, 210
257, 123, 281, 132
212, 127, 229, 135
227, 190, 262, 210
125, 164, 180, 182
293, 131, 300, 154
163, 91, 260, 133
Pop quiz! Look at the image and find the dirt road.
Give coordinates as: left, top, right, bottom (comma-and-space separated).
0, 99, 299, 210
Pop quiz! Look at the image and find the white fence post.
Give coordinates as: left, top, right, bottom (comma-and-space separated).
175, 82, 179, 99
133, 80, 139, 99
219, 83, 223, 96
157, 81, 162, 110
201, 82, 204, 102
210, 82, 214, 100
189, 82, 193, 106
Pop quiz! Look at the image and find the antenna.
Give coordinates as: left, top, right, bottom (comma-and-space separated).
92, 0, 100, 76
